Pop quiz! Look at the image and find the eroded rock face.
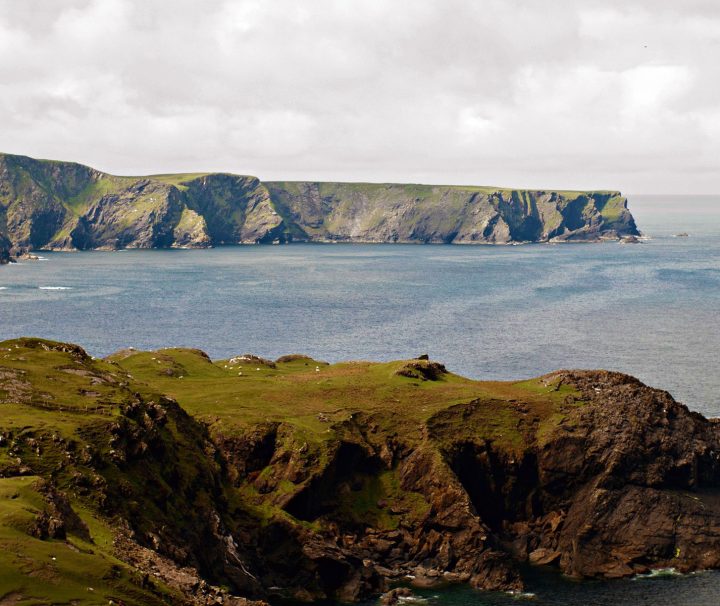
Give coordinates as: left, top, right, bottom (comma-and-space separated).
0, 153, 97, 250
29, 479, 91, 541
266, 182, 639, 244
0, 152, 639, 253
425, 372, 720, 583
182, 174, 284, 244
218, 372, 720, 600
69, 180, 185, 250
529, 372, 720, 578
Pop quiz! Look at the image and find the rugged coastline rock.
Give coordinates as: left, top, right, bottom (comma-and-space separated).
0, 152, 640, 253
1, 339, 717, 605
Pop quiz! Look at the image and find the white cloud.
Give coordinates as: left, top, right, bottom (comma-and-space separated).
621, 65, 694, 113
0, 0, 717, 193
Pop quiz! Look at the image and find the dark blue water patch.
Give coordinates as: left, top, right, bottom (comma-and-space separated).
532, 277, 612, 301
656, 268, 720, 289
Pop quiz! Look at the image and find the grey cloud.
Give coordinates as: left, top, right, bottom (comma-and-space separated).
0, 0, 718, 193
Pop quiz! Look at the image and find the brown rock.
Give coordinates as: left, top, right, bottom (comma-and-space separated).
528, 548, 561, 566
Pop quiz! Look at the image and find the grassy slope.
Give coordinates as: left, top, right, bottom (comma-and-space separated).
110, 347, 580, 450
64, 176, 137, 216
111, 349, 584, 536
146, 173, 213, 191
0, 476, 173, 605
0, 339, 185, 605
266, 180, 617, 198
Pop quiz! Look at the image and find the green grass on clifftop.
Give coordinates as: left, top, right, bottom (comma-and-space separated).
109, 346, 582, 449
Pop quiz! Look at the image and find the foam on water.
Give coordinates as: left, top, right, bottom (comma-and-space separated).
506, 590, 537, 600
632, 567, 682, 580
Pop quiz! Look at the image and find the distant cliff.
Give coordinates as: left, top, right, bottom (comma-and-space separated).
0, 152, 639, 251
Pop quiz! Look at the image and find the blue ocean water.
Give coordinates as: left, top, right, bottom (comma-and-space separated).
1, 195, 719, 419
1, 194, 719, 603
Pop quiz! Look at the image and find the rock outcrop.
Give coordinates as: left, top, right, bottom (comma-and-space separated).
434, 371, 720, 580
0, 152, 639, 253
219, 378, 720, 598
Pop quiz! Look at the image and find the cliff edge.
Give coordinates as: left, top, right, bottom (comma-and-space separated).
0, 152, 639, 252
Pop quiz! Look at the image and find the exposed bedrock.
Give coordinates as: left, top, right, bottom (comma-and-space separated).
208, 380, 720, 601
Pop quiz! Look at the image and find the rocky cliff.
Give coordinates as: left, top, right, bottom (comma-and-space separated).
265, 181, 639, 244
0, 152, 639, 252
1, 339, 719, 605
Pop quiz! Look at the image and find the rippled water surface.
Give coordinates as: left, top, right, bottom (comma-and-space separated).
403, 568, 720, 606
2, 195, 719, 418
1, 195, 720, 603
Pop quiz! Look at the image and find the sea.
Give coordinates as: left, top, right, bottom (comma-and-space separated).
1, 194, 719, 604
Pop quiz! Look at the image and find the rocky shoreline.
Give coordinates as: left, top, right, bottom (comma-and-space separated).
1, 339, 719, 604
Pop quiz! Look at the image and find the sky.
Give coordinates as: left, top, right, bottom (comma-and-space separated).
0, 0, 718, 194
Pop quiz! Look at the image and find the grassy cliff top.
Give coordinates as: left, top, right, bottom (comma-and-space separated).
0, 337, 580, 451
0, 152, 619, 198
266, 180, 621, 197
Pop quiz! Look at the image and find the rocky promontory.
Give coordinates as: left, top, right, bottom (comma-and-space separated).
0, 339, 719, 605
0, 152, 639, 253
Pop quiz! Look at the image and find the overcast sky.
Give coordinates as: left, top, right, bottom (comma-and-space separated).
1, 0, 718, 194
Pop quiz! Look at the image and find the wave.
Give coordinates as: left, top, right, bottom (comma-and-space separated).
506, 589, 537, 599
39, 286, 73, 290
633, 567, 682, 580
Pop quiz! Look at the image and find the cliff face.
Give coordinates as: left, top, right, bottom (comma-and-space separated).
1, 340, 719, 605
266, 182, 638, 244
0, 152, 639, 252
0, 153, 98, 251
